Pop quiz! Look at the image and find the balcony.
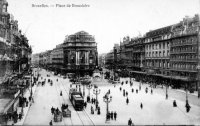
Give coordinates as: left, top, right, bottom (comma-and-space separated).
170, 50, 197, 54
171, 42, 197, 47
170, 59, 198, 62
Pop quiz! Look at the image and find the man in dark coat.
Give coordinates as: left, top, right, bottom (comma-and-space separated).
128, 118, 132, 126
114, 111, 117, 120
140, 103, 143, 109
49, 120, 53, 125
111, 111, 113, 120
126, 97, 129, 105
51, 107, 54, 114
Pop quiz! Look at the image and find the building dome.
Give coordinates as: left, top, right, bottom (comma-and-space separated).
64, 30, 95, 43
74, 31, 89, 36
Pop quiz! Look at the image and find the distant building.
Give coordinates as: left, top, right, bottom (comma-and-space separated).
106, 14, 200, 92
62, 31, 98, 76
31, 53, 40, 67
98, 53, 106, 68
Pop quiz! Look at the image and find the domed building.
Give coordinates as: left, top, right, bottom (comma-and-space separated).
62, 31, 98, 76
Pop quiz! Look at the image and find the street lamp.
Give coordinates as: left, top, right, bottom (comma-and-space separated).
186, 82, 189, 104
86, 84, 93, 101
166, 80, 168, 99
93, 87, 101, 110
103, 93, 112, 121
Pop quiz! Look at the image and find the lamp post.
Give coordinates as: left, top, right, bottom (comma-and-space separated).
93, 87, 101, 110
86, 84, 93, 99
186, 82, 189, 104
103, 93, 112, 121
166, 80, 168, 99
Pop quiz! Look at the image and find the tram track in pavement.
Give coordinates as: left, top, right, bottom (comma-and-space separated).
59, 77, 95, 126
55, 77, 74, 125
53, 77, 68, 126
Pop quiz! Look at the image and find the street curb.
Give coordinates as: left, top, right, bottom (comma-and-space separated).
15, 83, 38, 125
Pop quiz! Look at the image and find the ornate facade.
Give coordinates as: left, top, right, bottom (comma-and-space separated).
62, 31, 98, 76
106, 14, 200, 92
170, 15, 200, 90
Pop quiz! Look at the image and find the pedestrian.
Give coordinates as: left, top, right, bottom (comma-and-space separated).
120, 87, 122, 91
128, 118, 132, 126
56, 107, 59, 114
60, 91, 62, 96
51, 107, 55, 114
66, 104, 68, 109
84, 102, 87, 108
18, 113, 22, 120
126, 97, 129, 105
108, 111, 110, 120
26, 101, 28, 107
173, 100, 177, 107
29, 96, 31, 102
91, 106, 94, 114
126, 91, 128, 96
145, 87, 148, 93
151, 89, 153, 94
114, 111, 117, 120
49, 120, 53, 126
97, 107, 101, 115
132, 88, 134, 93
136, 89, 138, 94
111, 111, 113, 120
140, 103, 143, 109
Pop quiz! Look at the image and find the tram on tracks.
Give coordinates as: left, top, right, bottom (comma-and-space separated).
69, 88, 84, 111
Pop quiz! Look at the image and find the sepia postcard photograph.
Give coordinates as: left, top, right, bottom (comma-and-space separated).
0, 0, 200, 125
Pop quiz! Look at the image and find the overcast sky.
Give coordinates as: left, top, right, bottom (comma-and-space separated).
6, 0, 200, 54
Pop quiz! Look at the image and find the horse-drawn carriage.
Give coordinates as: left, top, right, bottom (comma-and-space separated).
62, 108, 71, 117
53, 111, 62, 122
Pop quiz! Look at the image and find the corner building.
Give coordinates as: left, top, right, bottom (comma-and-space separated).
62, 31, 98, 76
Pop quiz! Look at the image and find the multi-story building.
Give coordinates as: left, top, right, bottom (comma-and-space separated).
98, 53, 106, 68
62, 31, 98, 76
129, 36, 145, 81
106, 14, 200, 93
118, 36, 131, 69
105, 50, 114, 70
0, 0, 11, 82
170, 15, 200, 91
144, 26, 171, 84
31, 53, 40, 67
50, 44, 64, 73
0, 0, 32, 124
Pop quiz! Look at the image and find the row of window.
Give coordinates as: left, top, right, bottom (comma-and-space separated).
170, 46, 197, 53
171, 54, 197, 60
146, 61, 170, 68
171, 63, 197, 70
146, 50, 169, 57
171, 37, 197, 46
146, 42, 170, 50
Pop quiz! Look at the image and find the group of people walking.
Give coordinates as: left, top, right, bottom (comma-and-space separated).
106, 111, 117, 121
